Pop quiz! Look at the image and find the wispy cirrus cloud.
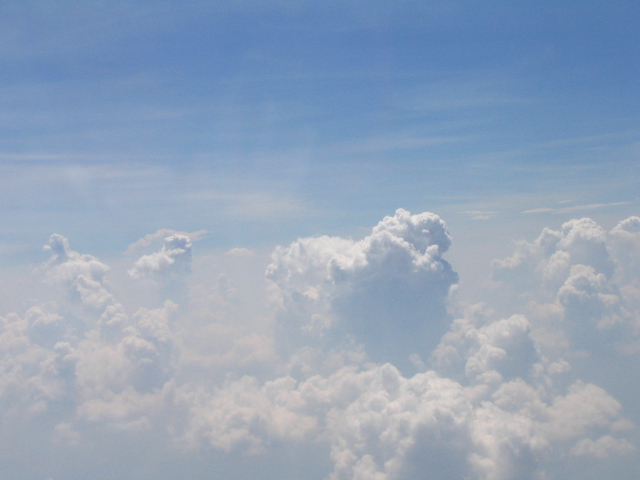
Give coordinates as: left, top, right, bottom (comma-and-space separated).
464, 210, 498, 220
522, 201, 631, 215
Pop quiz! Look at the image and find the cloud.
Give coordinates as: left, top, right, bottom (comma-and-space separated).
609, 216, 640, 286
433, 308, 538, 386
0, 212, 639, 479
492, 217, 614, 298
128, 234, 193, 282
465, 210, 498, 220
491, 216, 640, 355
125, 229, 206, 255
521, 207, 554, 214
42, 233, 114, 309
558, 264, 625, 341
266, 208, 458, 371
521, 202, 630, 215
570, 435, 636, 459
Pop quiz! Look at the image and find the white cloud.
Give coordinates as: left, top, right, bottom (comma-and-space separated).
266, 208, 458, 371
570, 435, 636, 459
521, 202, 630, 215
491, 216, 640, 356
465, 210, 498, 220
521, 208, 554, 214
0, 212, 639, 479
609, 216, 640, 286
125, 229, 206, 255
128, 234, 193, 282
42, 234, 113, 308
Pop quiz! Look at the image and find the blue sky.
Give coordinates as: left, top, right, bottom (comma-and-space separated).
1, 2, 640, 479
2, 1, 638, 258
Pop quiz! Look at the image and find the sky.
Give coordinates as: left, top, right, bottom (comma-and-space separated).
1, 1, 639, 479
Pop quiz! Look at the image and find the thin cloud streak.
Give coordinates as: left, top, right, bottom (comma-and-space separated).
522, 202, 631, 215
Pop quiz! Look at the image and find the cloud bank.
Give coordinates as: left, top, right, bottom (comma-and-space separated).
1, 212, 639, 479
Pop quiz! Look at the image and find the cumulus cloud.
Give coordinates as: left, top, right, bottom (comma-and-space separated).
129, 235, 193, 281
493, 217, 614, 297
266, 208, 458, 371
609, 216, 640, 285
491, 216, 640, 355
42, 233, 114, 309
570, 435, 636, 459
433, 308, 538, 386
125, 229, 206, 255
0, 212, 639, 479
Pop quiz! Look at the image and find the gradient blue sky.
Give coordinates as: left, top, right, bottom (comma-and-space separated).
2, 1, 638, 262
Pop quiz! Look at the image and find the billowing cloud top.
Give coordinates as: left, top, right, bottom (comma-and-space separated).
128, 234, 193, 281
43, 233, 114, 309
266, 209, 458, 370
492, 216, 640, 354
0, 212, 639, 479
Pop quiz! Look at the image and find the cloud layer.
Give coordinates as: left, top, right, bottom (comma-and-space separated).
0, 212, 639, 479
